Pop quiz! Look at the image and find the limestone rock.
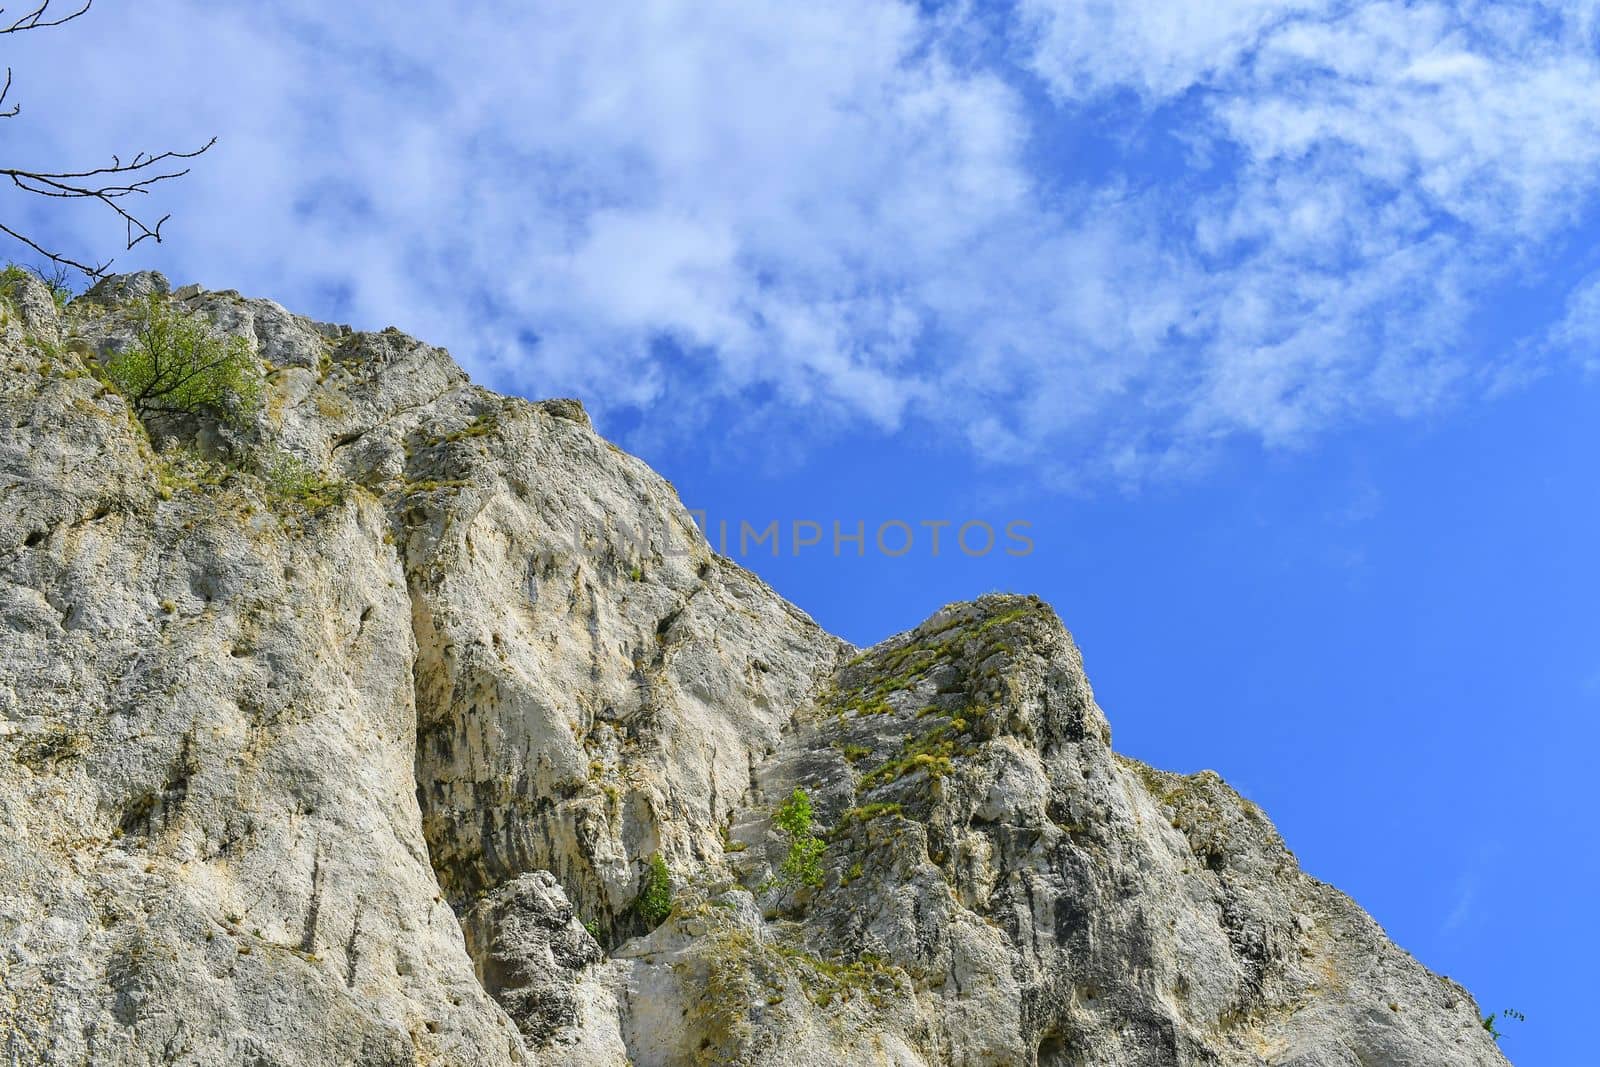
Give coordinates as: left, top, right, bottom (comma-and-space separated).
83, 270, 170, 306
0, 273, 62, 348
459, 872, 627, 1063
0, 277, 1507, 1066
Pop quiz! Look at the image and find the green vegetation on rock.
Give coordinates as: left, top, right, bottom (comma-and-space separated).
104, 294, 262, 430
637, 853, 674, 927
1, 262, 73, 311
834, 802, 902, 830
774, 787, 826, 888
261, 451, 348, 511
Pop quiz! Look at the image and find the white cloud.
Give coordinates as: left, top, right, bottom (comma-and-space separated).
2, 0, 1597, 484
1016, 0, 1331, 101
1019, 0, 1600, 452
1220, 2, 1600, 236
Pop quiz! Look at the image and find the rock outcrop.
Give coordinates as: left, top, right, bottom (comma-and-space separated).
0, 274, 1507, 1065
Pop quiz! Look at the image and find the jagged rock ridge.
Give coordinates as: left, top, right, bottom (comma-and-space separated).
0, 273, 1506, 1065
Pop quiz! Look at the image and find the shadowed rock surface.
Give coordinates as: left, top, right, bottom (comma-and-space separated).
0, 274, 1507, 1065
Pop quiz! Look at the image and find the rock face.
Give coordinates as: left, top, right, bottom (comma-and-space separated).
0, 274, 1507, 1065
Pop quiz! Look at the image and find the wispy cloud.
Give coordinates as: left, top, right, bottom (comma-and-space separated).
1442, 871, 1478, 934
1550, 271, 1600, 373
5, 1, 1598, 483
1017, 0, 1333, 101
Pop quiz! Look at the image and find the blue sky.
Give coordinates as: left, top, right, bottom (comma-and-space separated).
6, 1, 1598, 1060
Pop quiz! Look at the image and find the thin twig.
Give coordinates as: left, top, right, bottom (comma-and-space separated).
0, 1, 93, 35
0, 221, 107, 275
1, 139, 215, 181
0, 140, 215, 277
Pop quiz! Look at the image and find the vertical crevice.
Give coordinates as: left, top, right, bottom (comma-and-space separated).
300, 838, 325, 955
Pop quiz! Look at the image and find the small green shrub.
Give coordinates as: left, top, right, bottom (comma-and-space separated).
775, 788, 826, 888
261, 452, 348, 512
1482, 1009, 1524, 1041
0, 263, 73, 312
35, 265, 73, 310
103, 295, 262, 429
637, 853, 673, 927
0, 263, 29, 294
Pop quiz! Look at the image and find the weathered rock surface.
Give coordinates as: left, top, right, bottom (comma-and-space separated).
0, 274, 1507, 1065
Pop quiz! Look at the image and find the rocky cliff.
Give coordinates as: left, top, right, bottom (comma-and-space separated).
0, 273, 1507, 1065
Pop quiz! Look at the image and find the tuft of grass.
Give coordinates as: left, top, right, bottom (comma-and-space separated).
153, 447, 233, 499
0, 262, 74, 311
441, 411, 499, 443
834, 802, 903, 831
719, 824, 749, 853
261, 452, 348, 512
857, 721, 963, 791
771, 943, 905, 1010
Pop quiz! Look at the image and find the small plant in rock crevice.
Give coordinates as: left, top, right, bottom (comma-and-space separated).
260, 451, 348, 512
637, 853, 674, 927
774, 787, 826, 888
1481, 1008, 1524, 1041
0, 262, 74, 311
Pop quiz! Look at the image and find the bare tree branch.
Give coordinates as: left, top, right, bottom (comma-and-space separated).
0, 220, 106, 275
0, 1, 92, 35
0, 138, 214, 274
0, 1, 211, 279
6, 140, 215, 182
